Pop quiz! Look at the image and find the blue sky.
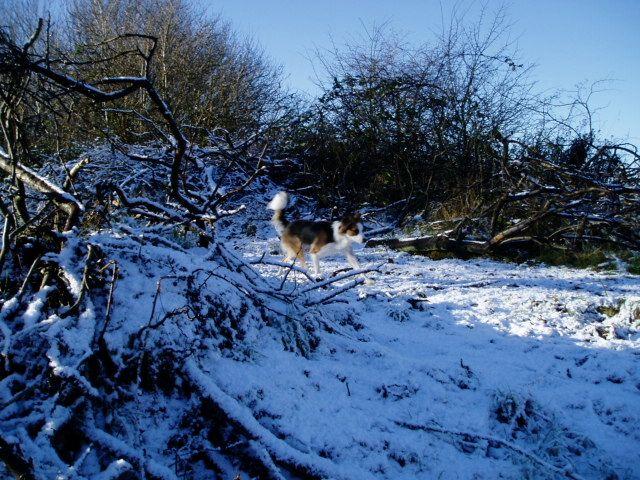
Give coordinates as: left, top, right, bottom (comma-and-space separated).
213, 0, 639, 142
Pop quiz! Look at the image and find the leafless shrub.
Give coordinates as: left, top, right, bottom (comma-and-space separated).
293, 8, 537, 208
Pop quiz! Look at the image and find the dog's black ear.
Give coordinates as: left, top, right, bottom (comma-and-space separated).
342, 211, 360, 221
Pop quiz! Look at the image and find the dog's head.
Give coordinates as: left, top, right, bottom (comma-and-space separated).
338, 212, 364, 244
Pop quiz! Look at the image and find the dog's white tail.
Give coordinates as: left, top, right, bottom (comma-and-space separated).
267, 191, 288, 235
267, 191, 288, 211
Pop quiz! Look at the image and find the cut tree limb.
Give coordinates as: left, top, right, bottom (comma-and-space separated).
186, 360, 374, 480
396, 420, 585, 480
366, 234, 488, 255
0, 148, 83, 230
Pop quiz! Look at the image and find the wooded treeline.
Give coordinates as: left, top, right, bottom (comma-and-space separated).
3, 0, 636, 262
284, 18, 639, 256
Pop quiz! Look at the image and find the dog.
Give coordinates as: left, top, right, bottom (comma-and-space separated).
267, 191, 365, 278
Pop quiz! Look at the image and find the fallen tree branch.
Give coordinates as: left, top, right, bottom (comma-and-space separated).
59, 244, 95, 318
0, 147, 83, 230
186, 361, 372, 480
86, 425, 178, 480
299, 266, 381, 293
249, 257, 315, 282
304, 278, 365, 306
396, 420, 585, 480
366, 234, 487, 255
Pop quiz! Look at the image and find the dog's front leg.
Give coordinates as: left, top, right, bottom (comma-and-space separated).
346, 247, 375, 284
345, 246, 360, 270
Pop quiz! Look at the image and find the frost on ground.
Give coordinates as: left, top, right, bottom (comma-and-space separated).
1, 164, 639, 479
214, 206, 640, 479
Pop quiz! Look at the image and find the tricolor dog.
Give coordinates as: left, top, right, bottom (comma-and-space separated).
267, 191, 365, 278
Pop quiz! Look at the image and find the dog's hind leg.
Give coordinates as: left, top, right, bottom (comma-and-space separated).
309, 239, 326, 278
281, 235, 303, 265
283, 235, 308, 268
281, 241, 294, 263
295, 247, 308, 269
283, 248, 307, 269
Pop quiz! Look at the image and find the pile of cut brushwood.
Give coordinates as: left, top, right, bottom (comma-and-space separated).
0, 19, 374, 479
368, 134, 640, 260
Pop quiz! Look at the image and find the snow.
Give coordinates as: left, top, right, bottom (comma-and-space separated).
195, 196, 640, 479
2, 151, 638, 479
187, 360, 371, 480
80, 187, 639, 478
91, 459, 132, 480
21, 286, 54, 328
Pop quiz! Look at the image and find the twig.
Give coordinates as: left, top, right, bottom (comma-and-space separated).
299, 265, 382, 294
304, 278, 365, 306
0, 216, 12, 274
249, 257, 315, 282
95, 262, 118, 346
17, 256, 41, 299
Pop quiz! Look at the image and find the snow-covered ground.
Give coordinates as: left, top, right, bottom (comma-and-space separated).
204, 202, 640, 479
7, 176, 637, 479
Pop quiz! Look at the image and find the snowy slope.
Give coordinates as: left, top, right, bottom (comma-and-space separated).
204, 195, 640, 479
5, 171, 637, 479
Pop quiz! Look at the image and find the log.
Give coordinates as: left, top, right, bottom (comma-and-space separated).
366, 234, 488, 255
